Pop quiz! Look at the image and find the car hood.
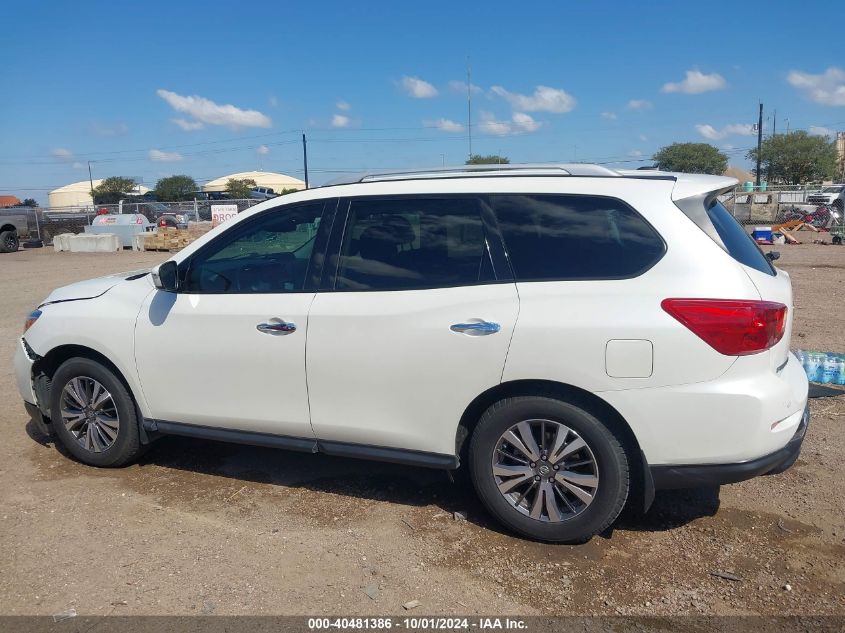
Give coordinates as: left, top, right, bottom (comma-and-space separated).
40, 269, 150, 306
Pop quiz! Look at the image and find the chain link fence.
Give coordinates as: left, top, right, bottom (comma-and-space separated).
1, 199, 262, 245
720, 185, 842, 230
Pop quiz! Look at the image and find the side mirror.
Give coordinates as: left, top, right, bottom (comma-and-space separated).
766, 251, 780, 262
151, 260, 179, 292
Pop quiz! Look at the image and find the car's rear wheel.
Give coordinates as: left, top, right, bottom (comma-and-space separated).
469, 396, 629, 542
0, 230, 19, 253
50, 357, 142, 467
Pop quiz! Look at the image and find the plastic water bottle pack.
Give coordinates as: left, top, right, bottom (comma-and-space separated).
794, 350, 845, 385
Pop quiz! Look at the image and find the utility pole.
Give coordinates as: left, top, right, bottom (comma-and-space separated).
768, 110, 776, 183
466, 57, 472, 161
755, 102, 763, 187
87, 161, 95, 203
302, 132, 309, 189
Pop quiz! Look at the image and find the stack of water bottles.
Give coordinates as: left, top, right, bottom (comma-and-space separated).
794, 350, 845, 385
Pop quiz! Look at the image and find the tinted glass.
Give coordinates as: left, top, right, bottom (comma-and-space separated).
184, 202, 324, 293
493, 195, 664, 280
706, 200, 774, 275
335, 197, 494, 290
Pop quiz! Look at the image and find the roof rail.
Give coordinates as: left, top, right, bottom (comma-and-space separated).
323, 163, 621, 186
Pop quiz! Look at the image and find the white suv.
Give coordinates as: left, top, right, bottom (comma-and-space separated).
14, 165, 809, 542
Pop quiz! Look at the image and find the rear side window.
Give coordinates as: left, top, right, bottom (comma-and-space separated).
706, 201, 774, 275
493, 195, 665, 281
335, 197, 494, 290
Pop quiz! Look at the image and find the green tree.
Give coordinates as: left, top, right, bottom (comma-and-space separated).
22, 198, 38, 207
154, 175, 198, 202
226, 178, 257, 199
91, 177, 137, 204
653, 143, 727, 175
746, 131, 837, 185
466, 154, 510, 165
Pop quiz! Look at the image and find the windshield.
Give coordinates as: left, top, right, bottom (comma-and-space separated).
822, 186, 843, 193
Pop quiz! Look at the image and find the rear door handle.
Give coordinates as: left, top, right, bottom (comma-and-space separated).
450, 321, 501, 335
256, 319, 296, 334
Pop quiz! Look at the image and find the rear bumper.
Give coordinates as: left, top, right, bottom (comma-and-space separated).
651, 403, 809, 489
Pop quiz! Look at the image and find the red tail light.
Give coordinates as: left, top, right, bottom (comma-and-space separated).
661, 299, 787, 356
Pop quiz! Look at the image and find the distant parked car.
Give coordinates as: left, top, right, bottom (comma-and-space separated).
250, 187, 277, 200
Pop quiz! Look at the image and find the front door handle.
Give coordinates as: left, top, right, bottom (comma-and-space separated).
450, 321, 501, 336
256, 319, 296, 334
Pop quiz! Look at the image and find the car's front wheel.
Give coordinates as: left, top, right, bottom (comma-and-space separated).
0, 230, 19, 253
469, 396, 629, 542
50, 357, 142, 467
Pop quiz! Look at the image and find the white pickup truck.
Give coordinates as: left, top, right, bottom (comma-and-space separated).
807, 184, 845, 211
0, 210, 31, 253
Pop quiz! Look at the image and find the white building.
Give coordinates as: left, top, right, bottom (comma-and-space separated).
48, 180, 151, 209
202, 171, 305, 194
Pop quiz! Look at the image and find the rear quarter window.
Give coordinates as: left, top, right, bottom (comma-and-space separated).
492, 194, 665, 281
706, 201, 774, 275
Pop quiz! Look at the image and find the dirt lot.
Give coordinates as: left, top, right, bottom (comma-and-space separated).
0, 246, 842, 617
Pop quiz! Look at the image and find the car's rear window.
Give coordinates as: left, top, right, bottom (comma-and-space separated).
706, 200, 774, 275
493, 194, 665, 281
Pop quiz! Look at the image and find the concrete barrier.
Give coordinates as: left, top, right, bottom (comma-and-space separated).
56, 233, 121, 253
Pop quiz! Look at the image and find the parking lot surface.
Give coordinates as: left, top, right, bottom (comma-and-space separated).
1, 247, 843, 616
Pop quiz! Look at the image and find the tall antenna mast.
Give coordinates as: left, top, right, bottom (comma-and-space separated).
466, 57, 472, 161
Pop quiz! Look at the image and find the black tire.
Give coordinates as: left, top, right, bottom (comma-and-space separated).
50, 357, 142, 467
469, 396, 629, 543
833, 235, 843, 246
0, 230, 19, 253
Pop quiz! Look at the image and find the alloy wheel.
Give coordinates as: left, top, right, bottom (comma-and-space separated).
491, 419, 599, 522
59, 376, 120, 453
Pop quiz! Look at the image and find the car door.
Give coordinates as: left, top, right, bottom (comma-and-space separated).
135, 199, 333, 438
306, 195, 519, 459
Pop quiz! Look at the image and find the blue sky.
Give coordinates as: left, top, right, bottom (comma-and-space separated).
2, 0, 844, 203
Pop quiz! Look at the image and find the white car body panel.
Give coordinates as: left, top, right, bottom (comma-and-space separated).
134, 290, 315, 437
306, 284, 519, 455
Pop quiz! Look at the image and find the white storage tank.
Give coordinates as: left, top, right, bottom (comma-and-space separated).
84, 213, 153, 248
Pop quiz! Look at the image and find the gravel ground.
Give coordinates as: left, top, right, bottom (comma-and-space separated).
0, 246, 842, 616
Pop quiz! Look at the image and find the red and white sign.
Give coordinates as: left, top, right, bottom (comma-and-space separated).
211, 204, 239, 228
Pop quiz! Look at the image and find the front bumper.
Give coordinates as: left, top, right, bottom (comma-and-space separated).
14, 337, 37, 404
651, 404, 809, 489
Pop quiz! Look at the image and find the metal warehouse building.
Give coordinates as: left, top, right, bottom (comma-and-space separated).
202, 171, 306, 194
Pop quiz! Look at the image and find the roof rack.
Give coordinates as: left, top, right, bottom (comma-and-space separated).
323, 163, 621, 186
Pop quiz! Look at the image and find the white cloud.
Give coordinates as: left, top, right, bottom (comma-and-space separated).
722, 144, 735, 150
268, 96, 279, 107
257, 145, 270, 155
628, 150, 643, 157
51, 147, 75, 161
72, 162, 83, 169
787, 67, 845, 106
627, 99, 652, 110
425, 118, 464, 132
157, 89, 272, 129
171, 118, 204, 131
695, 123, 755, 140
332, 114, 350, 128
490, 85, 576, 113
662, 70, 727, 94
809, 126, 835, 137
399, 76, 438, 98
448, 80, 483, 95
479, 111, 541, 136
149, 149, 183, 162
336, 100, 351, 111
601, 111, 617, 120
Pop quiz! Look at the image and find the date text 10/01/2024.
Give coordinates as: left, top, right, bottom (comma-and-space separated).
307, 617, 528, 630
